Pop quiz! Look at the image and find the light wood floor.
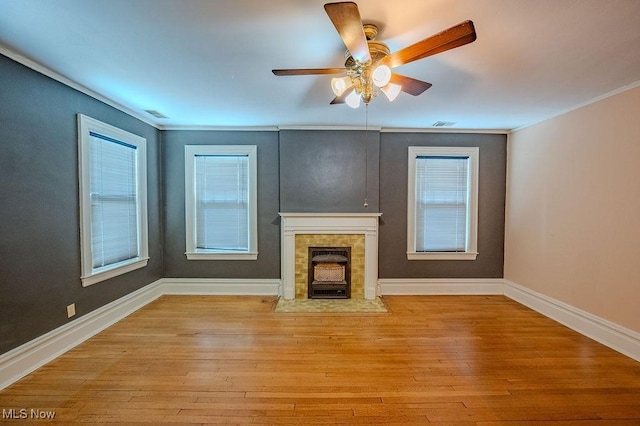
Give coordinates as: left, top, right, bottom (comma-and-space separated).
1, 295, 640, 424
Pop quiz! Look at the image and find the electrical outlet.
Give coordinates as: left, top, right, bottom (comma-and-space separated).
67, 303, 76, 318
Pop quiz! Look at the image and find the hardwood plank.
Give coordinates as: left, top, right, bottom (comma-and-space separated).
0, 295, 639, 424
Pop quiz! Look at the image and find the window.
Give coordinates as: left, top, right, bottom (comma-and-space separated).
184, 145, 258, 260
78, 114, 148, 286
407, 146, 479, 260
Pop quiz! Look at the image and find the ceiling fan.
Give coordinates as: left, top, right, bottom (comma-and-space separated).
272, 1, 476, 108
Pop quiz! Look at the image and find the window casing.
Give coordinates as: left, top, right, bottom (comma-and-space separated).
78, 114, 148, 286
407, 146, 479, 260
184, 145, 258, 260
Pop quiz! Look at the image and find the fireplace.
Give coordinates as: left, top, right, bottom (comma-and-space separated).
308, 247, 351, 299
279, 213, 382, 300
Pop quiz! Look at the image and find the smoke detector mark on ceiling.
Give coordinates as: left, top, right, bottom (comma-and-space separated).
145, 110, 169, 119
433, 121, 456, 127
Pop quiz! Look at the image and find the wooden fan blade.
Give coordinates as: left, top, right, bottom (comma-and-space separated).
324, 2, 371, 64
272, 68, 346, 76
390, 73, 432, 96
380, 20, 476, 69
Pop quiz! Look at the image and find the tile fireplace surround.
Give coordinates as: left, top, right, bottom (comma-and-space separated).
279, 213, 382, 300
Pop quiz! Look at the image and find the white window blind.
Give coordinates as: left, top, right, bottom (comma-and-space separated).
195, 155, 249, 252
79, 114, 148, 286
89, 132, 139, 267
415, 156, 469, 252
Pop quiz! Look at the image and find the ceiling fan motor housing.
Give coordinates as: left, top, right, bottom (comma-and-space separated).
344, 24, 390, 67
342, 24, 391, 103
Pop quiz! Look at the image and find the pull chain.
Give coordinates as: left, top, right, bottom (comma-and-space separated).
364, 104, 369, 208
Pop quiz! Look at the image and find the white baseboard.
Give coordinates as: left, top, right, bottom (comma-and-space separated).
378, 278, 505, 295
504, 280, 640, 362
379, 278, 640, 362
0, 280, 164, 390
0, 278, 281, 391
3, 277, 638, 391
161, 278, 282, 295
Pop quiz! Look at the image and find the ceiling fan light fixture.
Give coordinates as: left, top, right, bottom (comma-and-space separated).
345, 89, 361, 108
331, 76, 351, 96
372, 64, 391, 87
381, 83, 402, 102
273, 3, 476, 109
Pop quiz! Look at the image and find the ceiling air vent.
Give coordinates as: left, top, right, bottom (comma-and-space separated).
144, 109, 169, 119
432, 121, 456, 127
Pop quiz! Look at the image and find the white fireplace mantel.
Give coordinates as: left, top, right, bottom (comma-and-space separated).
279, 212, 382, 300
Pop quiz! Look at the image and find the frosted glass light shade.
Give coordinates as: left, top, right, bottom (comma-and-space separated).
372, 65, 392, 87
331, 76, 351, 96
381, 83, 402, 102
345, 89, 361, 108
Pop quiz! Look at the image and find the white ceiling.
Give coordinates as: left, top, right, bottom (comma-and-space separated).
1, 0, 640, 131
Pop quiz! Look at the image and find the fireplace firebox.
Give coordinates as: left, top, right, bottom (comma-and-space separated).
308, 247, 351, 299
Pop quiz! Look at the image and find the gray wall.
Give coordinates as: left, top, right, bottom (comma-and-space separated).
161, 130, 280, 278
1, 51, 507, 356
379, 132, 507, 278
279, 130, 380, 212
0, 55, 163, 354
279, 129, 506, 278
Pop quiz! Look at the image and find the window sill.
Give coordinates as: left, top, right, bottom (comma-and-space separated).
81, 257, 149, 287
407, 252, 478, 261
186, 252, 258, 261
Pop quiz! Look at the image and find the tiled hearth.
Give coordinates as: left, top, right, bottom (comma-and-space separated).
279, 213, 382, 300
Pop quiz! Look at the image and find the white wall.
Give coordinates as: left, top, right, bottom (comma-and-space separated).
505, 84, 640, 333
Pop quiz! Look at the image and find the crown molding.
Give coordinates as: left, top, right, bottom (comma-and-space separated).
510, 79, 640, 133
380, 127, 509, 134
9, 42, 636, 136
278, 125, 383, 131
1, 44, 160, 129
160, 125, 279, 131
